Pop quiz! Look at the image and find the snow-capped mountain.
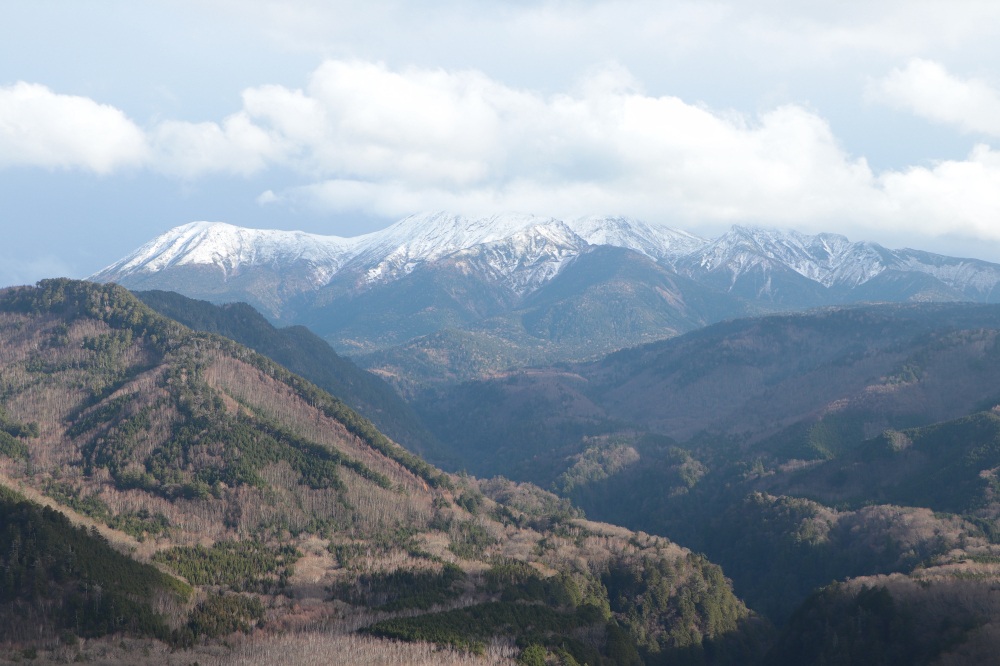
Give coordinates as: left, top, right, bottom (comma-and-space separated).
96, 220, 357, 288
673, 225, 1000, 303
92, 212, 707, 299
352, 213, 583, 289
571, 215, 706, 260
92, 214, 1000, 376
678, 226, 891, 288
97, 215, 1000, 306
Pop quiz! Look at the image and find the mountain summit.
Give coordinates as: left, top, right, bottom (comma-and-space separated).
94, 214, 1000, 304
674, 225, 1000, 304
93, 213, 703, 303
93, 214, 1000, 389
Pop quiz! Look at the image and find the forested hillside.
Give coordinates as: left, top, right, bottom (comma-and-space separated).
133, 289, 443, 461
416, 303, 1000, 481
0, 280, 763, 664
412, 302, 1000, 659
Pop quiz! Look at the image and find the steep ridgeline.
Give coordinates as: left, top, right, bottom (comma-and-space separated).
417, 302, 1000, 478
133, 289, 444, 462
415, 302, 1000, 647
673, 225, 1000, 306
92, 214, 1000, 391
0, 280, 764, 664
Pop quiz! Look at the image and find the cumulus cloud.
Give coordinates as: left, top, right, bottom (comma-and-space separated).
150, 111, 287, 178
877, 144, 1000, 239
0, 82, 148, 173
248, 60, 877, 227
7, 58, 1000, 249
238, 59, 1000, 246
872, 59, 1000, 137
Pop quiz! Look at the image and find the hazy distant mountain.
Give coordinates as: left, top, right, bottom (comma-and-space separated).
672, 225, 1000, 305
412, 301, 1000, 635
93, 214, 1000, 388
416, 301, 1000, 480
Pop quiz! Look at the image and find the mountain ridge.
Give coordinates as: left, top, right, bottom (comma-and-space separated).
0, 279, 764, 663
93, 214, 1000, 304
92, 214, 1000, 391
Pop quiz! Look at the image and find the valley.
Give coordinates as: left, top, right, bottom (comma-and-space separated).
9, 215, 1000, 663
92, 214, 1000, 395
0, 280, 761, 665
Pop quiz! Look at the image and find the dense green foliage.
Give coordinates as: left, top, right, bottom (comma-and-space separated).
0, 406, 37, 461
0, 486, 188, 642
768, 585, 914, 665
4, 279, 175, 335
176, 593, 265, 646
153, 540, 299, 593
763, 582, 987, 666
366, 600, 609, 660
360, 553, 760, 665
136, 290, 443, 460
330, 563, 466, 611
0, 430, 29, 460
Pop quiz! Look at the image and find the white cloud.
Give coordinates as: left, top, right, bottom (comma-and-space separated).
256, 189, 280, 205
877, 144, 1000, 240
237, 59, 1000, 248
0, 82, 147, 173
252, 60, 877, 227
872, 59, 1000, 137
7, 57, 1000, 252
150, 112, 286, 178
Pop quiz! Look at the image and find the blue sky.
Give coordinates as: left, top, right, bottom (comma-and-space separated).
4, 1, 1000, 286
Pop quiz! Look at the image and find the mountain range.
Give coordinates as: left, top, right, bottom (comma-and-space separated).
411, 300, 1000, 640
92, 214, 1000, 391
73, 214, 1000, 662
9, 279, 1000, 661
0, 279, 762, 664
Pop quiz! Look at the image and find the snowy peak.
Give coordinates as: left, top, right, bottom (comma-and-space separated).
896, 249, 1000, 298
93, 221, 356, 286
351, 212, 573, 285
677, 224, 1000, 300
686, 225, 895, 288
94, 212, 705, 295
569, 215, 707, 260
447, 219, 587, 294
92, 215, 1000, 308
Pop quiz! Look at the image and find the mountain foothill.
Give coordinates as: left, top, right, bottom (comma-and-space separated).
6, 213, 1000, 662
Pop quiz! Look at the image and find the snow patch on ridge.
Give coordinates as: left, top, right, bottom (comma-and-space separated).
96, 221, 357, 286
92, 214, 1000, 301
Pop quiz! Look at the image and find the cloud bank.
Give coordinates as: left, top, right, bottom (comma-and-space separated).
872, 59, 1000, 137
4, 58, 1000, 246
0, 83, 147, 173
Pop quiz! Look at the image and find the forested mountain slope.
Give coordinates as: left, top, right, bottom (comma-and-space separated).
133, 289, 442, 460
417, 302, 1000, 479
414, 301, 1000, 658
0, 280, 763, 664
